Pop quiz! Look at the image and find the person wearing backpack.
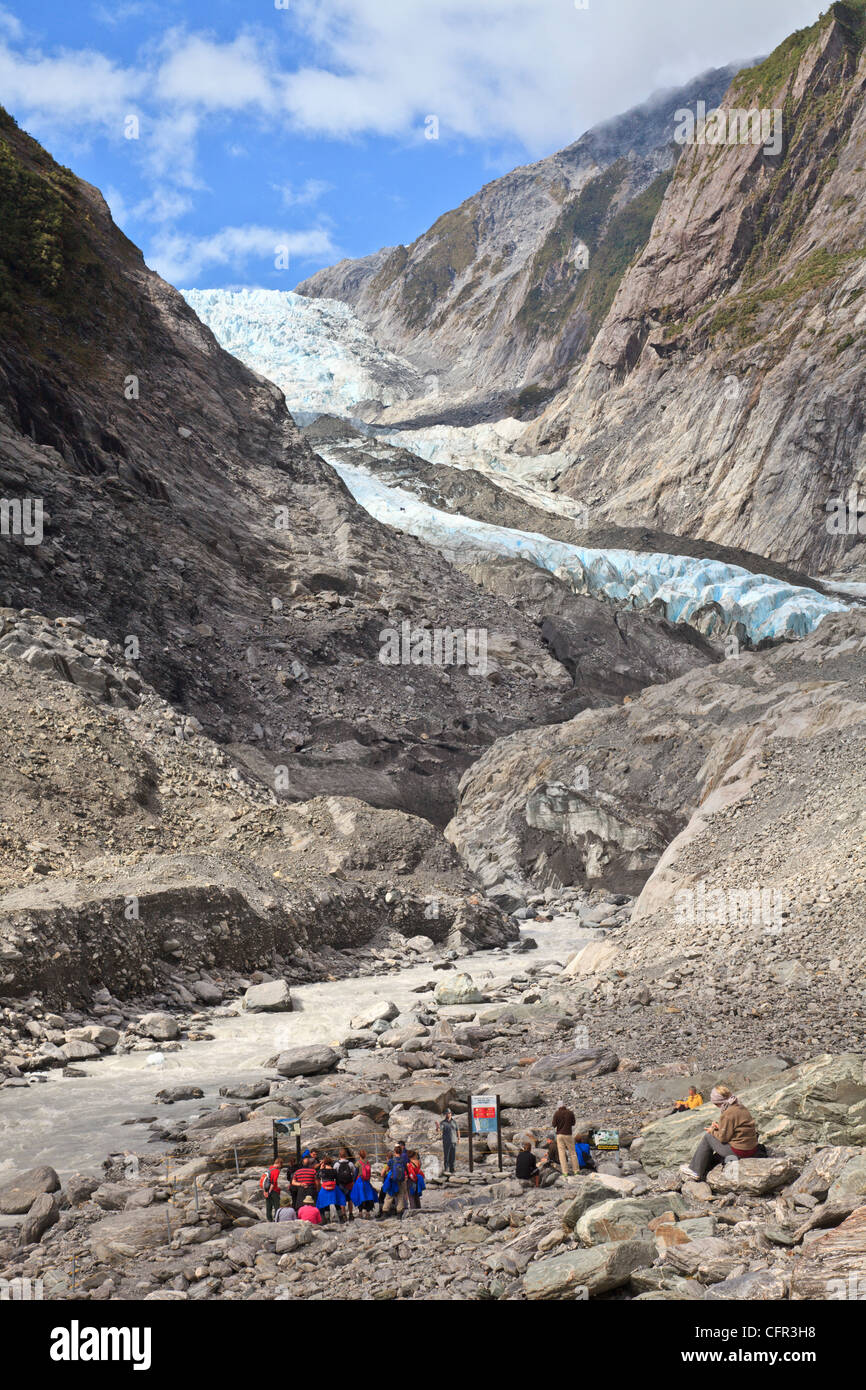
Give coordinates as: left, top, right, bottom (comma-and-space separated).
350, 1148, 378, 1218
316, 1156, 348, 1224
334, 1147, 358, 1220
382, 1143, 409, 1217
260, 1162, 283, 1222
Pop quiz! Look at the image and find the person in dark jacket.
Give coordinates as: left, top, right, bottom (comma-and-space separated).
552, 1102, 579, 1176
515, 1142, 539, 1186
438, 1110, 459, 1174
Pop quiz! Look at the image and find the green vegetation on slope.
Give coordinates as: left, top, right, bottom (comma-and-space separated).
731, 1, 866, 105
396, 205, 479, 329
0, 106, 106, 345
515, 162, 671, 345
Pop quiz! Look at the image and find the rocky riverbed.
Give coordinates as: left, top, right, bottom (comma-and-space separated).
2, 928, 864, 1302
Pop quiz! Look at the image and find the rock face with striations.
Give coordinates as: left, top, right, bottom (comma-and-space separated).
0, 107, 580, 831
296, 69, 742, 423
526, 8, 866, 572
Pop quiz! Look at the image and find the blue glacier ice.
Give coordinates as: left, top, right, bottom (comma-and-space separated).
182, 287, 422, 414
330, 459, 847, 645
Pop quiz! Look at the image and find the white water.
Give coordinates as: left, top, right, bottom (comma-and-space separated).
0, 920, 592, 1184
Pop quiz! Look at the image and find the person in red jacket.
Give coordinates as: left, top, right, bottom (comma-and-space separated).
297, 1195, 322, 1224
261, 1163, 283, 1222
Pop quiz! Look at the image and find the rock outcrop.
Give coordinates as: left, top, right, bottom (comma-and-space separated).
527, 7, 866, 572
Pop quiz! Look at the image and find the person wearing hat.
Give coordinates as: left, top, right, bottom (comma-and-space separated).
291, 1152, 319, 1209
297, 1194, 322, 1224
680, 1085, 759, 1181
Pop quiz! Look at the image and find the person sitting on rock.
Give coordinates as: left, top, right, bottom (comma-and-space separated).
515, 1141, 539, 1186
679, 1085, 758, 1182
671, 1085, 703, 1114
297, 1194, 322, 1225
574, 1129, 597, 1172
316, 1156, 348, 1223
350, 1149, 378, 1218
274, 1200, 297, 1222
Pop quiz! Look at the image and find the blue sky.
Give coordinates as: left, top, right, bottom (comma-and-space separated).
0, 0, 824, 290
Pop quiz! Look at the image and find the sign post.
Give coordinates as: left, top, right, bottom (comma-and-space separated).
469, 1093, 502, 1171
272, 1117, 302, 1166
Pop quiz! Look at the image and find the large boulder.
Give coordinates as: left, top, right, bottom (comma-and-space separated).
575, 1194, 688, 1247
706, 1156, 800, 1196
19, 1193, 60, 1246
243, 980, 292, 1013
433, 973, 485, 1006
495, 1081, 546, 1109
637, 1054, 866, 1175
562, 1174, 643, 1230
529, 1047, 619, 1081
791, 1206, 866, 1300
827, 1153, 866, 1206
136, 1012, 180, 1041
300, 1092, 390, 1127
89, 1207, 174, 1263
349, 1000, 399, 1030
523, 1236, 656, 1299
562, 940, 620, 978
275, 1045, 340, 1078
706, 1269, 791, 1301
0, 1166, 61, 1215
390, 1082, 456, 1114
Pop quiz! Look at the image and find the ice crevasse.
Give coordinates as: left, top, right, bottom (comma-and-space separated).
330, 459, 848, 645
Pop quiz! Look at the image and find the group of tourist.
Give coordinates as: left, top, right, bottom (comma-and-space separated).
261, 1142, 426, 1223
512, 1086, 762, 1187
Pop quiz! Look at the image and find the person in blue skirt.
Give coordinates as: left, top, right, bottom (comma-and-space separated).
349, 1147, 378, 1219
316, 1156, 347, 1223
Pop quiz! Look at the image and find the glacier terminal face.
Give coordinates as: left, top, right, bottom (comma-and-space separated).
329, 459, 847, 646
182, 287, 425, 415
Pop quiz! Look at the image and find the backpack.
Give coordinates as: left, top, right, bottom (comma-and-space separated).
260, 1165, 278, 1194
335, 1160, 354, 1186
389, 1151, 408, 1182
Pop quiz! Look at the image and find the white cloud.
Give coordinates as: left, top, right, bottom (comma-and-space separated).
0, 40, 143, 128
276, 178, 333, 208
154, 31, 275, 111
148, 222, 337, 283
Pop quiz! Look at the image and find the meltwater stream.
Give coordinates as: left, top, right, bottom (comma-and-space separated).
0, 920, 596, 1185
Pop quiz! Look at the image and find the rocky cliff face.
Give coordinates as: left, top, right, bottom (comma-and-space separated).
526, 3, 866, 573
296, 69, 741, 423
0, 108, 586, 827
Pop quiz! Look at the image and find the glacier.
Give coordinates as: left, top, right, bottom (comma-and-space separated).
329, 458, 847, 645
181, 284, 848, 644
182, 287, 424, 415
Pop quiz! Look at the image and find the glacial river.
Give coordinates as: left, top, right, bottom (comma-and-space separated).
0, 918, 596, 1184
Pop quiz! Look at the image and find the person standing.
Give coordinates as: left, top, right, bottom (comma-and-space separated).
382, 1144, 409, 1217
261, 1162, 283, 1221
552, 1101, 580, 1177
349, 1149, 378, 1218
335, 1147, 358, 1220
438, 1109, 459, 1175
